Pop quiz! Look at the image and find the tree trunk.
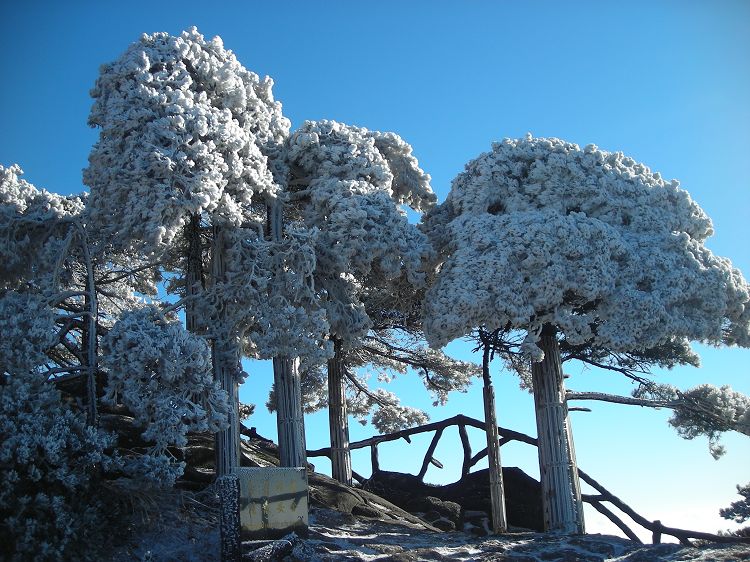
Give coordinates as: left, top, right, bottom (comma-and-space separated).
532, 325, 585, 534
482, 341, 508, 534
327, 338, 352, 485
212, 226, 241, 477
273, 356, 307, 467
267, 199, 308, 468
185, 213, 204, 334
79, 224, 99, 428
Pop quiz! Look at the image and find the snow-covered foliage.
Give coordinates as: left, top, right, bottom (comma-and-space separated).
101, 306, 229, 484
423, 135, 750, 361
0, 164, 84, 289
634, 382, 750, 458
0, 370, 115, 561
218, 227, 331, 366
353, 333, 480, 407
721, 483, 750, 524
0, 291, 58, 375
365, 389, 430, 434
84, 27, 290, 255
274, 120, 445, 432
268, 357, 435, 433
286, 120, 435, 342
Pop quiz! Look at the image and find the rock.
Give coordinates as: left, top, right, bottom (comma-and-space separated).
308, 471, 440, 531
443, 467, 544, 531
364, 467, 544, 532
352, 504, 384, 518
407, 496, 462, 527
242, 532, 318, 561
431, 519, 457, 532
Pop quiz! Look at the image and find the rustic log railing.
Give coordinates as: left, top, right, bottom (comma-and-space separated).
306, 414, 750, 545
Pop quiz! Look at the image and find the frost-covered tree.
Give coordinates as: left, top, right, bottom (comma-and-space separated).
283, 120, 443, 483
84, 28, 293, 476
0, 205, 117, 560
1, 160, 229, 511
422, 135, 750, 534
0, 163, 107, 425
568, 381, 750, 459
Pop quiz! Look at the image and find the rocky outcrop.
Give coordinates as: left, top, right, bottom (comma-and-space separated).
364, 467, 544, 532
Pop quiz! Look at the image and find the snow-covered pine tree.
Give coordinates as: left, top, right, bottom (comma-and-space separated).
282, 120, 440, 483
422, 135, 750, 534
84, 28, 293, 477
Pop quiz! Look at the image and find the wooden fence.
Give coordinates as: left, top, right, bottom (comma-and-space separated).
307, 414, 749, 545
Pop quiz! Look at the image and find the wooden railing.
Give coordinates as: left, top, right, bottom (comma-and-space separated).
307, 414, 749, 545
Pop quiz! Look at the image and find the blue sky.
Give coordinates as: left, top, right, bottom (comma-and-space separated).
2, 0, 748, 540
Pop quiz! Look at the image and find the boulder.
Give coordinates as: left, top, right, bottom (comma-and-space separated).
364, 467, 544, 532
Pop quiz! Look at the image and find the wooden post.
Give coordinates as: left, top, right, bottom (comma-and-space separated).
653, 520, 662, 544
418, 428, 444, 481
212, 226, 241, 477
532, 324, 585, 534
370, 444, 380, 473
217, 474, 241, 562
327, 338, 352, 485
481, 338, 507, 533
458, 424, 472, 477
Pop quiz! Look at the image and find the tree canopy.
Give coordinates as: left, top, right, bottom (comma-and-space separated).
422, 135, 750, 362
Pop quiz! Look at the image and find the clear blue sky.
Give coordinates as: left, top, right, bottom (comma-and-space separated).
2, 0, 748, 539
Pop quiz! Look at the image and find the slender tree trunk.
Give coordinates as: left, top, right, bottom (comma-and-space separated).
79, 224, 99, 427
274, 356, 307, 467
212, 226, 241, 477
327, 338, 352, 485
481, 339, 508, 534
532, 324, 585, 534
185, 213, 204, 334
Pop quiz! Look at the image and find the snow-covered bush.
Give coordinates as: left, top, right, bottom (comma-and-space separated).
101, 306, 229, 484
0, 370, 115, 561
220, 227, 331, 365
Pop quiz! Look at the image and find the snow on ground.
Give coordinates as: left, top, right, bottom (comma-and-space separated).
108, 491, 750, 561
294, 507, 750, 562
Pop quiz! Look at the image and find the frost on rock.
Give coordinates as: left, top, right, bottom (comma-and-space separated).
101, 305, 229, 484
84, 27, 290, 255
422, 135, 750, 361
